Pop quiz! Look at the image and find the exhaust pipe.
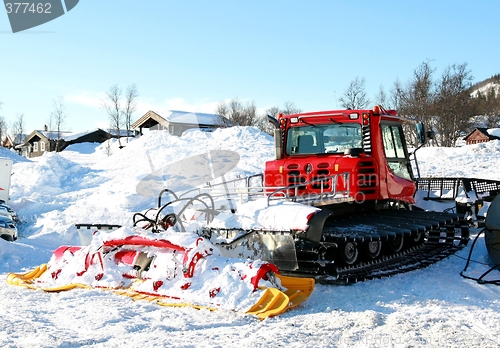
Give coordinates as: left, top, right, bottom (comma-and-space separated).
268, 115, 283, 160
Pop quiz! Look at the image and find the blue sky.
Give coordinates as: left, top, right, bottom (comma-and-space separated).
1, 0, 499, 133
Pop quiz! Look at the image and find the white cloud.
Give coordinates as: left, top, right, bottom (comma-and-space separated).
65, 91, 106, 109
66, 92, 224, 117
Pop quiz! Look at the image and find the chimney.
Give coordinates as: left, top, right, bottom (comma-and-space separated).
44, 125, 48, 131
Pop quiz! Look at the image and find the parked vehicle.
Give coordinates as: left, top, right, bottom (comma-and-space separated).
0, 158, 13, 204
0, 158, 18, 241
0, 215, 17, 241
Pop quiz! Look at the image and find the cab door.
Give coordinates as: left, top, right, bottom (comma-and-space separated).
380, 123, 416, 202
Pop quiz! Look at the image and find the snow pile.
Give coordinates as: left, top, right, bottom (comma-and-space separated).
414, 139, 500, 179
0, 147, 30, 163
1, 127, 500, 347
210, 199, 319, 231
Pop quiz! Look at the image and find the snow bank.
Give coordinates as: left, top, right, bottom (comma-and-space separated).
414, 139, 500, 179
2, 127, 500, 347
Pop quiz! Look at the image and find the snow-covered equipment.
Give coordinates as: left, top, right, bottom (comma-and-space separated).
6, 224, 314, 319
0, 157, 13, 204
460, 193, 500, 285
416, 177, 500, 225
484, 194, 500, 266
0, 157, 18, 241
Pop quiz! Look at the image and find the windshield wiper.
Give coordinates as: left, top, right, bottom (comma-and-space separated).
298, 118, 316, 127
328, 118, 343, 124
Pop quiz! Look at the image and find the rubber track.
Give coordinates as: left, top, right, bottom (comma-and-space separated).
289, 209, 469, 284
310, 243, 463, 284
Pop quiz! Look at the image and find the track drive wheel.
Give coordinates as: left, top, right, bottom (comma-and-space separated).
408, 230, 424, 246
364, 240, 382, 260
388, 234, 404, 253
340, 241, 359, 265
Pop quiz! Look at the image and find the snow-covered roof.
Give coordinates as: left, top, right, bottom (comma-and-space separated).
164, 110, 223, 125
487, 128, 500, 137
30, 129, 108, 142
3, 134, 28, 145
132, 110, 234, 130
33, 130, 71, 141
463, 127, 500, 141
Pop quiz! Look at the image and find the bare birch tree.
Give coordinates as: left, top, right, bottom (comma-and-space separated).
255, 102, 302, 135
0, 101, 5, 146
395, 61, 436, 147
103, 84, 123, 147
339, 77, 370, 109
0, 116, 6, 146
374, 85, 388, 107
11, 113, 25, 145
217, 98, 258, 127
50, 96, 67, 151
122, 84, 138, 143
281, 101, 301, 116
433, 63, 475, 147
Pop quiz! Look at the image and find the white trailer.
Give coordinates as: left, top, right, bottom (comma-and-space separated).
0, 157, 13, 204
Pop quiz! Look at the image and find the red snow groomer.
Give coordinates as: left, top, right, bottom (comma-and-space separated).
256, 106, 470, 282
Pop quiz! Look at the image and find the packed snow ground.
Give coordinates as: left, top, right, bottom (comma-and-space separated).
1, 127, 500, 347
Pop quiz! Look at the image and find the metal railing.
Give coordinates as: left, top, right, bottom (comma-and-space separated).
417, 177, 500, 200
176, 172, 352, 207
266, 172, 352, 206
179, 174, 265, 204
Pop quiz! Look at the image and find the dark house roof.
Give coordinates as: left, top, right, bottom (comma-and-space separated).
24, 129, 111, 145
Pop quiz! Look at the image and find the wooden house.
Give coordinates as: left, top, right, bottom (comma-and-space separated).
132, 110, 234, 136
21, 128, 112, 158
463, 128, 500, 145
2, 134, 27, 151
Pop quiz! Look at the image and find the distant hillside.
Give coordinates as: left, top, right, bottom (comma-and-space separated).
470, 73, 500, 98
468, 73, 500, 129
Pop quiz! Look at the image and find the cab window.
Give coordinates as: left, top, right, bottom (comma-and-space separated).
381, 124, 413, 180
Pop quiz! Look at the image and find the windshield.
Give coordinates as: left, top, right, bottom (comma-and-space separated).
286, 124, 362, 155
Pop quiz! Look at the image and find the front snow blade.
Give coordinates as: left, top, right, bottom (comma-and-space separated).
6, 230, 314, 319
6, 264, 314, 319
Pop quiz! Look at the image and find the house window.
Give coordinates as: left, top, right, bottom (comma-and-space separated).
40, 141, 45, 152
33, 142, 38, 152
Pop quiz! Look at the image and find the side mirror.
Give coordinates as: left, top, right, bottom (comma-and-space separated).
416, 123, 434, 144
416, 123, 426, 144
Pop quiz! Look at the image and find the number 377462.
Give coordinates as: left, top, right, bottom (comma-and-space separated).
5, 2, 52, 14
